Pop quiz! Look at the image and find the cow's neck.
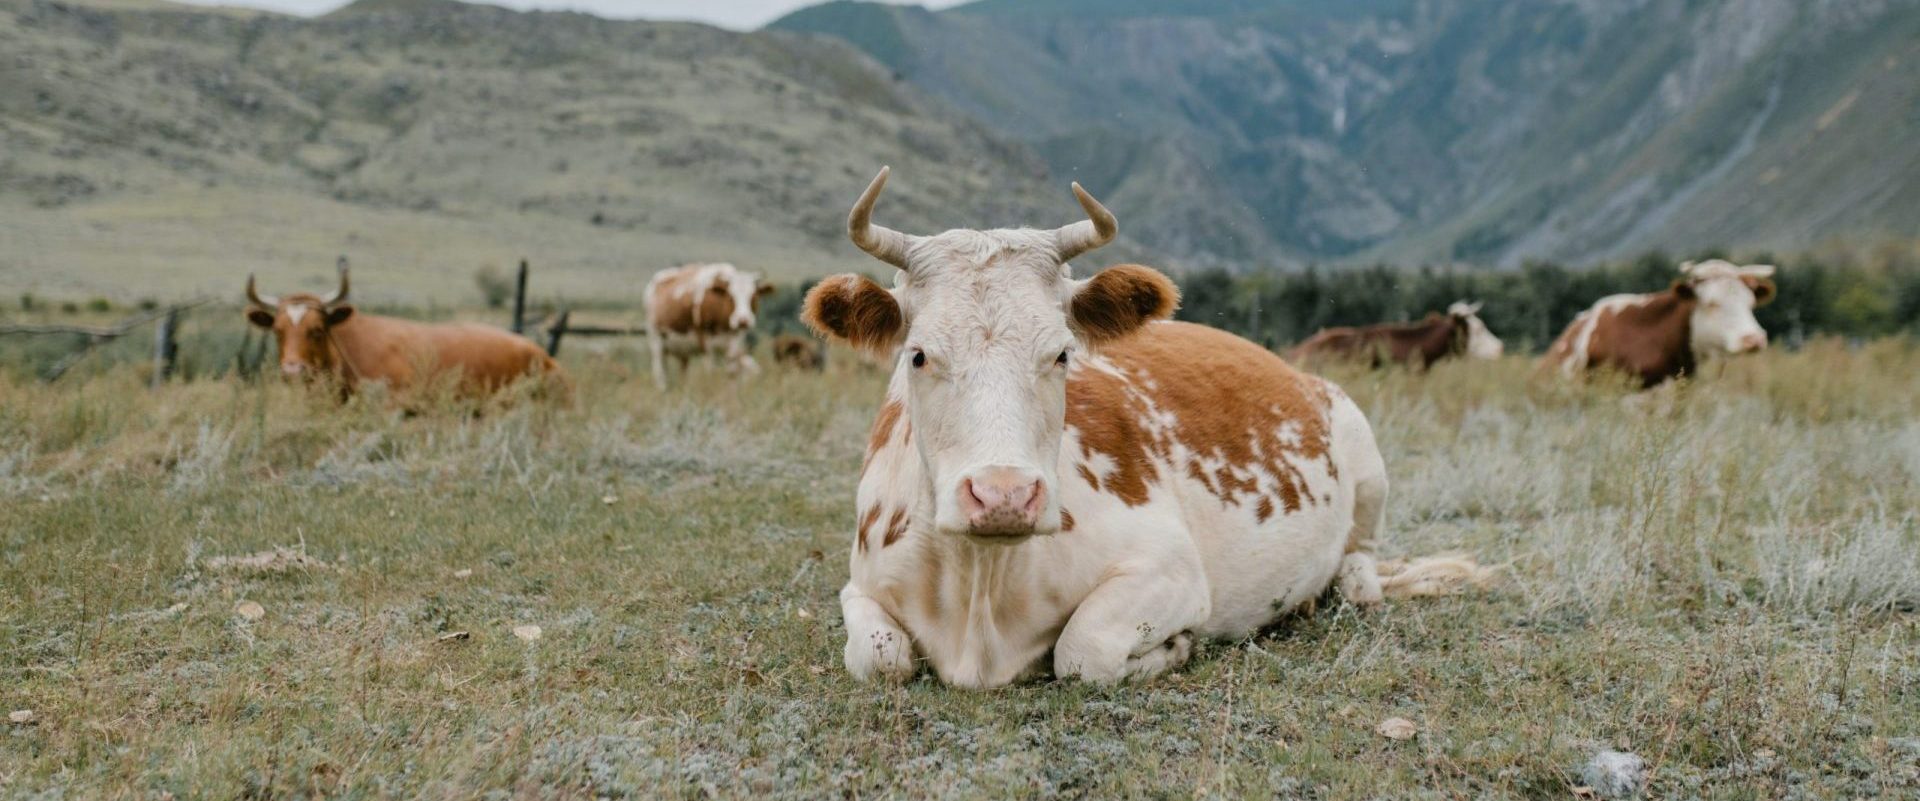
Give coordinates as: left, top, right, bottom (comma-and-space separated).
316, 317, 370, 386
1642, 291, 1699, 379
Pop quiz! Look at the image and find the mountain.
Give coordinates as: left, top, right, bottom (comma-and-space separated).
0, 0, 1135, 303
772, 0, 1920, 268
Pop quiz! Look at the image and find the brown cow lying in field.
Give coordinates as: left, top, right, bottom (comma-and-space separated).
643, 263, 773, 388
771, 334, 825, 370
1287, 302, 1504, 369
244, 260, 565, 400
1543, 260, 1775, 388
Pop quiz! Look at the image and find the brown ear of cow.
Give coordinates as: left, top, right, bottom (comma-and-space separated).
1745, 276, 1777, 307
1671, 279, 1697, 300
756, 284, 775, 297
246, 308, 275, 329
324, 305, 355, 326
802, 274, 902, 354
1070, 264, 1180, 346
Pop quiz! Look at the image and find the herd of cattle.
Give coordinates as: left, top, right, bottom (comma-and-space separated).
238, 168, 1781, 688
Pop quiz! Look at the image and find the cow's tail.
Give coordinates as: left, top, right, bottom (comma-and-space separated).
1375, 553, 1499, 599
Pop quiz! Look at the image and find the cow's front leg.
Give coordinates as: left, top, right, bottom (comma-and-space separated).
840, 583, 916, 682
726, 334, 761, 377
1053, 563, 1209, 684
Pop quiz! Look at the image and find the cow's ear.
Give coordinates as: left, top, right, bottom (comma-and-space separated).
247, 308, 275, 329
1069, 264, 1179, 346
802, 274, 902, 354
1671, 279, 1697, 300
324, 305, 355, 326
756, 283, 775, 297
1745, 276, 1776, 307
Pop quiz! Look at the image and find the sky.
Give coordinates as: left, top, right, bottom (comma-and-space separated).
172, 0, 966, 29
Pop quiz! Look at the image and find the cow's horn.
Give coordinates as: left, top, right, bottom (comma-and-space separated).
849, 167, 914, 270
245, 274, 278, 308
1055, 182, 1117, 263
323, 256, 350, 306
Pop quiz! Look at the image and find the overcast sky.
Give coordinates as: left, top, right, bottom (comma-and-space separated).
172, 0, 965, 29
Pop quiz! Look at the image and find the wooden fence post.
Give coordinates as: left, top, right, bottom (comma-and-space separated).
511, 258, 529, 334
151, 308, 180, 389
545, 309, 570, 357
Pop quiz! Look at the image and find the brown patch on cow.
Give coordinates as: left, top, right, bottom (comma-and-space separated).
857, 505, 882, 554
802, 274, 903, 354
863, 400, 904, 475
881, 508, 909, 548
1552, 290, 1699, 388
1067, 321, 1336, 517
1256, 496, 1274, 522
1059, 508, 1075, 531
1075, 463, 1100, 493
1069, 264, 1180, 346
647, 267, 740, 338
1287, 313, 1466, 369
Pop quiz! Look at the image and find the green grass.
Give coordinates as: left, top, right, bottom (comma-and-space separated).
3, 337, 1919, 798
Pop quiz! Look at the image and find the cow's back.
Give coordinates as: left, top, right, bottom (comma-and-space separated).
645, 265, 736, 337
335, 316, 557, 393
1544, 292, 1691, 386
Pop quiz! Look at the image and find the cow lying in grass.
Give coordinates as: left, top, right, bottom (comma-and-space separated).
1288, 302, 1504, 369
805, 168, 1487, 688
1544, 260, 1776, 388
245, 259, 566, 402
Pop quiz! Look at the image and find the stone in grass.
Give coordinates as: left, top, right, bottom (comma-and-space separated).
1582, 750, 1646, 798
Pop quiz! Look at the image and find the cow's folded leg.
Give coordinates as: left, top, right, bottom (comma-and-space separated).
840, 584, 916, 682
1053, 569, 1207, 684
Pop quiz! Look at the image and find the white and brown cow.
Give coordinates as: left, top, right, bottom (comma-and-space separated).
1543, 260, 1776, 388
642, 262, 773, 388
804, 168, 1486, 689
1288, 301, 1504, 369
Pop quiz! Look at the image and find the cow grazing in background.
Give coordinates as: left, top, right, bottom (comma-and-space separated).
805, 167, 1487, 689
245, 259, 565, 400
643, 262, 773, 388
771, 333, 825, 370
1543, 260, 1776, 388
1287, 302, 1504, 369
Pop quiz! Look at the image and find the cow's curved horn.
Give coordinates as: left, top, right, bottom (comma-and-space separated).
1054, 182, 1117, 263
323, 256, 350, 306
849, 167, 914, 270
245, 274, 278, 308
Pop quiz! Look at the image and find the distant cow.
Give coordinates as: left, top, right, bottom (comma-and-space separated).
771, 334, 824, 370
643, 263, 772, 388
1288, 302, 1504, 368
805, 167, 1486, 689
244, 259, 565, 400
1543, 260, 1776, 388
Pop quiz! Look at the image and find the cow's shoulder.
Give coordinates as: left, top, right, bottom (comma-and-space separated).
1068, 321, 1337, 516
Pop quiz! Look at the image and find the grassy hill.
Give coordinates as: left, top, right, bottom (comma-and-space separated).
0, 0, 1137, 304
773, 0, 1920, 268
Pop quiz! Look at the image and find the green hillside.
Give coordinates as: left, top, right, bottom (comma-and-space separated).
774, 0, 1920, 268
0, 0, 1132, 303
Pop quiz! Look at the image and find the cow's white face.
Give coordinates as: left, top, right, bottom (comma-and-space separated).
1448, 302, 1504, 360
721, 268, 772, 331
805, 169, 1176, 541
1681, 260, 1774, 358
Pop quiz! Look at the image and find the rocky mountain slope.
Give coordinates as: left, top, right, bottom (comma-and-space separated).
774, 0, 1920, 267
1, 0, 1124, 302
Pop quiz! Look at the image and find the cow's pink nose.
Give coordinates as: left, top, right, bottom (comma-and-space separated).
1738, 332, 1767, 352
281, 362, 304, 376
959, 467, 1046, 536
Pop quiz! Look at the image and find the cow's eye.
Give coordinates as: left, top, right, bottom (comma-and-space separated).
1056, 350, 1070, 367
910, 349, 927, 369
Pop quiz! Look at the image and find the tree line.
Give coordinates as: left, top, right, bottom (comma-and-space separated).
761, 246, 1920, 352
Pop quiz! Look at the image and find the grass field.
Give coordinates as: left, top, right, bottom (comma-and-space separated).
3, 333, 1919, 799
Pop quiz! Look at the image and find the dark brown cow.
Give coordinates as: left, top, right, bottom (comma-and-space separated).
1543, 260, 1775, 388
244, 259, 565, 400
1287, 302, 1503, 369
771, 334, 824, 370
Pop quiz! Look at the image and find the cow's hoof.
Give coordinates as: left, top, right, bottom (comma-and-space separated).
844, 628, 915, 683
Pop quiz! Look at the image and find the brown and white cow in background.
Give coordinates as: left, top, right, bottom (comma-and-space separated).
245, 258, 565, 400
643, 263, 773, 388
803, 168, 1487, 689
1543, 260, 1776, 388
1288, 301, 1504, 369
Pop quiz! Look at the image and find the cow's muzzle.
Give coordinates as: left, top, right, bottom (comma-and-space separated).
958, 466, 1047, 538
